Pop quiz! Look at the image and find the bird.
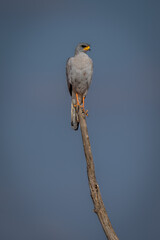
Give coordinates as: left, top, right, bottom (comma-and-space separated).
66, 43, 93, 130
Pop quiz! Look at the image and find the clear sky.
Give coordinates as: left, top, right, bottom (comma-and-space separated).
1, 0, 160, 239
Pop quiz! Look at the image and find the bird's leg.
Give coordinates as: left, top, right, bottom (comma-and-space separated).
76, 93, 80, 106
74, 93, 80, 108
74, 94, 88, 116
82, 96, 88, 116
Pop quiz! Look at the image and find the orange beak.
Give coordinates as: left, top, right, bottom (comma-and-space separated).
83, 46, 90, 51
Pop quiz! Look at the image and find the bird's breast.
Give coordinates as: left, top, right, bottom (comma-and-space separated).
70, 53, 93, 95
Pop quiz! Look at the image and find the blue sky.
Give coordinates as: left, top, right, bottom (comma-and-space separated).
1, 0, 160, 239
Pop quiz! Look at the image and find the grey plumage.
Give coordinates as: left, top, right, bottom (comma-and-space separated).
66, 43, 93, 130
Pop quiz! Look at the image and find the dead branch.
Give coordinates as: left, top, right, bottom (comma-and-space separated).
78, 108, 119, 240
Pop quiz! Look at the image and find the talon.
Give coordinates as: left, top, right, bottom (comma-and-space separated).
82, 108, 88, 116
85, 110, 88, 116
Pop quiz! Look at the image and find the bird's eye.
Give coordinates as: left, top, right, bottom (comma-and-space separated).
81, 45, 86, 48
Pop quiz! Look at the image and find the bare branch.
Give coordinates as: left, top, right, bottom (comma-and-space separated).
78, 108, 119, 240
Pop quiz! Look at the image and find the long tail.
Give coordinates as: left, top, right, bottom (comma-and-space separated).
71, 101, 79, 130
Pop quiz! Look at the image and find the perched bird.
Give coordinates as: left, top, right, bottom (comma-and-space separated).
66, 43, 93, 130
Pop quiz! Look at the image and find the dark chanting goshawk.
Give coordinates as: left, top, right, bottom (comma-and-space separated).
66, 43, 93, 130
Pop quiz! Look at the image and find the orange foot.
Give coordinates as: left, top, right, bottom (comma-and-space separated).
81, 107, 88, 116
74, 94, 88, 116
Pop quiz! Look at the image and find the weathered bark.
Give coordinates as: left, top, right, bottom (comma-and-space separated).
78, 108, 119, 240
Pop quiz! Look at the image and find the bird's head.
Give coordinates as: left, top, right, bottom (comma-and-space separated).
75, 43, 91, 55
